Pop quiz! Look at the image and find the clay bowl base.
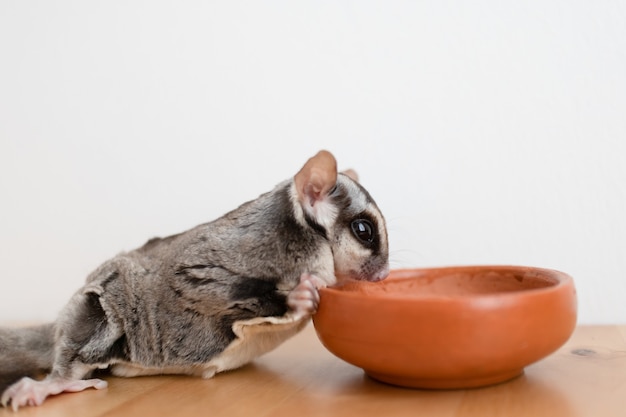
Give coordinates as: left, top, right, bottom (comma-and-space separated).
365, 368, 523, 390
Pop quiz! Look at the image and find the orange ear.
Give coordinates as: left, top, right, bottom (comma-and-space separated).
294, 150, 338, 205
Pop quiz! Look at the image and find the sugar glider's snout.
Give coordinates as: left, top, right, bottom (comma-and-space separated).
335, 263, 389, 283
370, 263, 390, 282
349, 256, 390, 282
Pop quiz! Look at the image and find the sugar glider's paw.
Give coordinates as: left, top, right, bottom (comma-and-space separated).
287, 273, 326, 320
1, 376, 107, 411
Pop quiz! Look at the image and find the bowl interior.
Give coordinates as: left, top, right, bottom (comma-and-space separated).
331, 266, 563, 299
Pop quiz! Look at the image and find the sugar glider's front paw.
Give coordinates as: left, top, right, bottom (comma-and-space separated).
287, 273, 326, 320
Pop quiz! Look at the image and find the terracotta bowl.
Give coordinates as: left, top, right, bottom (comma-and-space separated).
313, 266, 577, 389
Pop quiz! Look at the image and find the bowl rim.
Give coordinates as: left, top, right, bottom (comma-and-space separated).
322, 265, 574, 303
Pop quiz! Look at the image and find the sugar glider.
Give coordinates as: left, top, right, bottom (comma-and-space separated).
0, 150, 389, 410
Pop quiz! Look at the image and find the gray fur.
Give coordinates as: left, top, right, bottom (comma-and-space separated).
0, 155, 389, 406
0, 325, 55, 391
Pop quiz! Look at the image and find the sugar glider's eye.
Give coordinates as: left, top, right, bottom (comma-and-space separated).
351, 219, 375, 244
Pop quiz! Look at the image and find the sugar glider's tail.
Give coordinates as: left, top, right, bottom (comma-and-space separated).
0, 323, 56, 395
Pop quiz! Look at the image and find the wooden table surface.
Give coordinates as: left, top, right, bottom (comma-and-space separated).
1, 324, 624, 417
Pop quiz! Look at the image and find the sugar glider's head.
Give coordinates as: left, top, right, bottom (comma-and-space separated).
292, 150, 390, 283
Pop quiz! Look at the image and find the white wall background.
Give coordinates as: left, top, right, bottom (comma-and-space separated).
1, 1, 624, 324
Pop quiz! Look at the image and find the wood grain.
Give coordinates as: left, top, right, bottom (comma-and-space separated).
1, 325, 624, 417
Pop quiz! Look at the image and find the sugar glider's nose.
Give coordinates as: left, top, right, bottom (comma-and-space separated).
370, 264, 390, 282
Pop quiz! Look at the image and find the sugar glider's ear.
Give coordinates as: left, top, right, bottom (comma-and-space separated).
341, 169, 359, 182
294, 150, 338, 223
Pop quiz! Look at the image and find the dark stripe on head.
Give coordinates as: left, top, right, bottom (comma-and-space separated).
304, 213, 328, 239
